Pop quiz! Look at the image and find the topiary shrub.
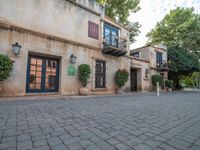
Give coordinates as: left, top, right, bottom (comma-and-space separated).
115, 69, 129, 88
77, 64, 91, 87
165, 80, 173, 88
151, 74, 164, 87
0, 54, 13, 81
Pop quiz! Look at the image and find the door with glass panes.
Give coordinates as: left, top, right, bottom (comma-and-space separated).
26, 55, 59, 93
104, 23, 118, 47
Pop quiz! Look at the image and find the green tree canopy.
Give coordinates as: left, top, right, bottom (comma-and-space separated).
96, 0, 141, 43
168, 45, 200, 89
147, 7, 200, 56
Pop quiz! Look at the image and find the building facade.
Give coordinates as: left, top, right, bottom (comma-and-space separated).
0, 0, 165, 97
130, 45, 168, 89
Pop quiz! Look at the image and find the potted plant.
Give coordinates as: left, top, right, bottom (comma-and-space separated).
151, 74, 164, 91
115, 69, 129, 94
165, 80, 173, 92
0, 54, 13, 90
77, 64, 91, 95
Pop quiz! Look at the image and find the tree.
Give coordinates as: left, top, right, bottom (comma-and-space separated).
147, 7, 200, 56
96, 0, 141, 43
167, 46, 200, 89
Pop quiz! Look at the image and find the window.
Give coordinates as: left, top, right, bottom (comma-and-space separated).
131, 51, 140, 58
104, 23, 118, 47
156, 52, 163, 66
95, 60, 106, 88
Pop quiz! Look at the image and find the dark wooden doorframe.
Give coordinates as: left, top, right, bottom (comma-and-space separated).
26, 55, 60, 93
130, 69, 137, 92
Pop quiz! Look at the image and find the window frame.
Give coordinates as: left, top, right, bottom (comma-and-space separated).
104, 23, 119, 47
131, 51, 140, 58
95, 60, 106, 88
156, 52, 163, 66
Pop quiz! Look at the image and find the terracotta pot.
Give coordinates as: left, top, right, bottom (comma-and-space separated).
79, 87, 90, 95
116, 88, 124, 94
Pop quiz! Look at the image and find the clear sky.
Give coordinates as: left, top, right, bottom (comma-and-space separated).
129, 0, 200, 49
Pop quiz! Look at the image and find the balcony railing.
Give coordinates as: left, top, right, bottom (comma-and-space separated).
156, 62, 169, 71
102, 34, 128, 57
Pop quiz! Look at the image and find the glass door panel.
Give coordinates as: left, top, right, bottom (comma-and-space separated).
45, 60, 57, 90
29, 58, 42, 90
26, 56, 59, 93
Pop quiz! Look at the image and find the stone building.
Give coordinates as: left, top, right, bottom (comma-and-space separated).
130, 45, 168, 89
0, 0, 167, 97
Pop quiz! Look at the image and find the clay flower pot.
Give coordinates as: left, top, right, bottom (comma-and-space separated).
116, 88, 124, 94
79, 87, 90, 96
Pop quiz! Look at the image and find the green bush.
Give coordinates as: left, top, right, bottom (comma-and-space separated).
151, 74, 164, 87
0, 54, 13, 81
77, 64, 91, 87
115, 69, 129, 88
165, 80, 173, 88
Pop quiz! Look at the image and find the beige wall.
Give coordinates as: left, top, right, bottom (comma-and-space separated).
0, 0, 104, 48
149, 47, 167, 68
0, 28, 133, 96
0, 0, 152, 97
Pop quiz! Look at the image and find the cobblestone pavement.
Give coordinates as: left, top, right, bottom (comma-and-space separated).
0, 92, 200, 150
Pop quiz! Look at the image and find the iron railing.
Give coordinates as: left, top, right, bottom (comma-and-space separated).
103, 34, 127, 51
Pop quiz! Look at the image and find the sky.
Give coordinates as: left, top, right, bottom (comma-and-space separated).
129, 0, 200, 49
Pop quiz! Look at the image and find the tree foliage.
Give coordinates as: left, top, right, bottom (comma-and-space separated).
0, 54, 13, 81
167, 46, 200, 89
147, 7, 200, 56
96, 0, 141, 43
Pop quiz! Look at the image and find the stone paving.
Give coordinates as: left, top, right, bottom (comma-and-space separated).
0, 92, 200, 150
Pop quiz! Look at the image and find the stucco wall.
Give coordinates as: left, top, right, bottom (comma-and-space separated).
0, 0, 103, 48
0, 28, 132, 96
149, 47, 167, 68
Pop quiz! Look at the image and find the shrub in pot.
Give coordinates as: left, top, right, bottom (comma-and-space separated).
0, 54, 13, 91
151, 74, 164, 91
115, 69, 129, 94
77, 64, 91, 95
165, 80, 173, 91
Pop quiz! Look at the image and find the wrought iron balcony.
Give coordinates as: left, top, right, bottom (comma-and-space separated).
102, 35, 128, 57
156, 62, 169, 71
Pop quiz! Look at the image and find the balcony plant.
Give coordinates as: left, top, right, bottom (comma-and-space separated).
151, 74, 164, 91
77, 64, 91, 95
0, 54, 13, 91
115, 69, 129, 94
165, 80, 173, 91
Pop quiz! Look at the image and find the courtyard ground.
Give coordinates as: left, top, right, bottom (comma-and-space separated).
0, 92, 200, 150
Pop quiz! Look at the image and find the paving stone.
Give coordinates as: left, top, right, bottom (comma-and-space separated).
31, 145, 50, 150
17, 140, 33, 150
79, 140, 93, 147
17, 134, 31, 142
0, 141, 16, 150
1, 92, 200, 150
50, 143, 68, 150
47, 137, 62, 146
63, 137, 81, 145
134, 143, 153, 150
33, 139, 47, 147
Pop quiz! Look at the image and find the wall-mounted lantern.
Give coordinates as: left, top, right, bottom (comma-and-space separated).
12, 42, 21, 55
70, 54, 77, 64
